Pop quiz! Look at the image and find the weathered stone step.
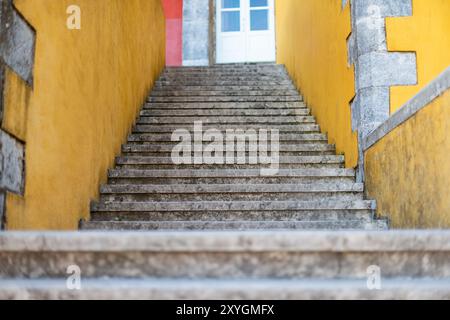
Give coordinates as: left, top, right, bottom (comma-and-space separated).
162, 68, 286, 74
136, 116, 315, 124
158, 76, 289, 82
99, 183, 364, 202
153, 85, 296, 91
8, 231, 450, 281
132, 124, 319, 134
140, 108, 309, 117
144, 102, 305, 109
128, 133, 327, 143
165, 64, 283, 71
91, 200, 375, 212
107, 168, 354, 185
115, 155, 344, 170
148, 96, 302, 103
160, 74, 289, 80
122, 143, 333, 156
156, 80, 294, 86
81, 220, 384, 231
90, 209, 372, 223
150, 90, 300, 97
2, 278, 448, 300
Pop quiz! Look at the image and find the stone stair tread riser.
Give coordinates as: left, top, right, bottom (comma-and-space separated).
90, 210, 374, 222
91, 200, 376, 212
139, 109, 310, 116
100, 183, 364, 194
81, 220, 385, 231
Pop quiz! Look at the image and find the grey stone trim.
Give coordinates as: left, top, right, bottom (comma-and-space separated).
0, 63, 4, 122
182, 0, 210, 66
363, 67, 450, 151
0, 0, 36, 85
0, 129, 25, 195
347, 0, 416, 181
0, 191, 5, 230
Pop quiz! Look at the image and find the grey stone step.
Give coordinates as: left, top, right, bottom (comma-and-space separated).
99, 183, 364, 202
122, 143, 333, 157
107, 168, 355, 185
153, 85, 296, 91
156, 80, 294, 86
6, 231, 450, 281
144, 102, 306, 109
136, 115, 316, 125
128, 133, 327, 143
123, 144, 333, 153
90, 209, 373, 223
2, 278, 449, 300
165, 64, 283, 71
151, 90, 300, 97
139, 108, 309, 117
91, 200, 376, 212
158, 76, 289, 82
81, 220, 384, 231
148, 96, 302, 103
115, 155, 344, 170
132, 124, 319, 134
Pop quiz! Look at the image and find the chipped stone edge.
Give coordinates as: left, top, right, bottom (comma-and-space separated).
363, 67, 450, 151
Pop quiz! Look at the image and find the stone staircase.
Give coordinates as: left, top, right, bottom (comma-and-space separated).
1, 64, 450, 300
82, 63, 388, 231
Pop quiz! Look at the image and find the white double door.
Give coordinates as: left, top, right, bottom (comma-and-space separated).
216, 0, 276, 64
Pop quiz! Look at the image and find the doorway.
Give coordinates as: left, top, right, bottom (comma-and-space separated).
216, 0, 276, 64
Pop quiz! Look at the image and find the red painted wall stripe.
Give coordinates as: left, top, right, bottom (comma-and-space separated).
162, 0, 183, 66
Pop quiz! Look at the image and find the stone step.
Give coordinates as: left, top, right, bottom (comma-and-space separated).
144, 102, 306, 109
1, 278, 449, 300
163, 68, 286, 74
153, 85, 296, 91
128, 133, 327, 143
139, 108, 310, 117
136, 116, 316, 125
81, 220, 385, 231
90, 209, 373, 223
148, 96, 302, 103
7, 231, 450, 281
165, 64, 284, 71
99, 183, 364, 202
156, 80, 294, 86
132, 124, 319, 134
150, 90, 299, 97
107, 168, 355, 185
158, 76, 289, 82
91, 200, 376, 212
122, 143, 333, 157
115, 155, 344, 170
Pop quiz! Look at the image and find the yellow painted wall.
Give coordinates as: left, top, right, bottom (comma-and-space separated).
275, 0, 357, 168
386, 0, 450, 113
365, 89, 450, 228
3, 0, 165, 230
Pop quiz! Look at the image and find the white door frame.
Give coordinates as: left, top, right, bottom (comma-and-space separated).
216, 0, 276, 64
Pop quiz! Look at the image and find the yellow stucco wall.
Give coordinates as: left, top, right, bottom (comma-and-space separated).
3, 0, 165, 230
275, 0, 357, 168
365, 89, 450, 228
386, 0, 450, 113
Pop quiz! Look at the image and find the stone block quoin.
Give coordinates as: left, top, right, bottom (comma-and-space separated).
0, 0, 35, 228
346, 0, 417, 181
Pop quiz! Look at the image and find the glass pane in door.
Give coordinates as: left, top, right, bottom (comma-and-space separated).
222, 11, 241, 32
250, 9, 268, 31
250, 0, 268, 7
222, 0, 240, 9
